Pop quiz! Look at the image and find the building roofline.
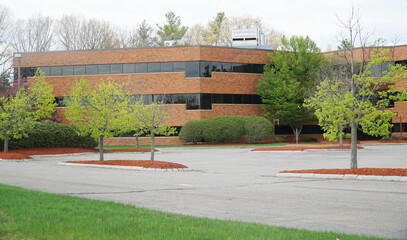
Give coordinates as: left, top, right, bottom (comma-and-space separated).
323, 44, 407, 54
14, 45, 275, 55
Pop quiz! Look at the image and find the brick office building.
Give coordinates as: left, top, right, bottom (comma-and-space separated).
12, 44, 407, 144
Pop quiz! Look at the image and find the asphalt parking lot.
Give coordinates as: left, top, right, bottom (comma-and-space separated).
1, 144, 406, 239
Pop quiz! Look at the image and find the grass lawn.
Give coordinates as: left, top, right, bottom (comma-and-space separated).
99, 143, 286, 149
0, 184, 390, 240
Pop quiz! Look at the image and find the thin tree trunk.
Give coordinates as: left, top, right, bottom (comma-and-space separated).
350, 121, 358, 169
339, 125, 343, 147
99, 136, 104, 161
150, 134, 155, 161
4, 133, 8, 153
295, 129, 299, 146
136, 136, 139, 148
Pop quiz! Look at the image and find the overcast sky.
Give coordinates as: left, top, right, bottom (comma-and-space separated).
4, 0, 407, 50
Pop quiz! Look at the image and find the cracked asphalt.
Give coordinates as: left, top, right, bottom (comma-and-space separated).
1, 144, 406, 239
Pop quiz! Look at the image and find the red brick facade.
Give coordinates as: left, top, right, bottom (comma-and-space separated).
13, 45, 407, 145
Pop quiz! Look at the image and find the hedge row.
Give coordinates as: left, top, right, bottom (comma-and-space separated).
179, 116, 273, 144
0, 120, 97, 149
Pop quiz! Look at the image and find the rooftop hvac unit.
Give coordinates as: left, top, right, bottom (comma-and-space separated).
232, 22, 268, 47
164, 40, 175, 46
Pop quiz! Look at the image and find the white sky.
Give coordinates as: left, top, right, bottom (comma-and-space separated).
4, 0, 407, 50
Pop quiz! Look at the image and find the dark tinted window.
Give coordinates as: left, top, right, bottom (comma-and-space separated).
253, 95, 262, 104
232, 63, 244, 72
221, 62, 232, 72
148, 62, 160, 72
50, 66, 62, 76
186, 62, 199, 77
173, 94, 187, 103
242, 63, 252, 73
186, 94, 200, 109
212, 62, 221, 72
86, 65, 98, 75
142, 95, 153, 105
252, 64, 264, 73
38, 66, 50, 76
153, 94, 164, 102
74, 65, 85, 75
212, 94, 223, 103
200, 61, 212, 77
200, 94, 212, 109
275, 125, 293, 134
302, 125, 324, 134
161, 62, 173, 72
62, 66, 73, 75
111, 64, 122, 74
232, 94, 242, 104
174, 62, 185, 72
98, 64, 110, 74
242, 95, 253, 104
135, 63, 147, 73
223, 94, 232, 103
123, 64, 135, 73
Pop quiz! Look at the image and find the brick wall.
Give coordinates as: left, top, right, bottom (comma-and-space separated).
14, 46, 272, 67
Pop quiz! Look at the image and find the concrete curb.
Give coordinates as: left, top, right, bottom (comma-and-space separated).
276, 172, 406, 182
58, 162, 188, 172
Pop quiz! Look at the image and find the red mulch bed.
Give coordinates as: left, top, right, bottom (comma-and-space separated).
0, 153, 32, 160
65, 160, 187, 169
251, 146, 364, 151
280, 168, 407, 176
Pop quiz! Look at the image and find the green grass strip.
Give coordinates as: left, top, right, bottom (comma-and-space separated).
99, 143, 286, 149
0, 184, 391, 240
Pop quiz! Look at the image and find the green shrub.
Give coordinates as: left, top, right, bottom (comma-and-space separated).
382, 135, 391, 141
201, 116, 245, 143
243, 116, 273, 143
344, 133, 352, 139
274, 136, 286, 142
179, 116, 273, 144
1, 120, 97, 149
178, 120, 203, 144
301, 137, 318, 142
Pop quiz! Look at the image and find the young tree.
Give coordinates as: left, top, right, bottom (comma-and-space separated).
156, 12, 188, 46
64, 77, 128, 161
256, 35, 323, 145
126, 99, 176, 161
324, 6, 407, 168
0, 70, 56, 152
204, 12, 228, 46
131, 20, 156, 47
306, 49, 407, 168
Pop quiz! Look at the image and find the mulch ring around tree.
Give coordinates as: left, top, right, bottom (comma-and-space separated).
64, 160, 188, 169
0, 147, 157, 160
280, 168, 407, 176
251, 146, 364, 152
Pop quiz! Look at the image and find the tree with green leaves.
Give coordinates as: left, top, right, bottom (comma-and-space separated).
306, 49, 407, 168
64, 77, 128, 161
204, 12, 227, 46
131, 20, 156, 47
156, 11, 187, 46
126, 100, 176, 160
256, 35, 323, 145
0, 70, 56, 152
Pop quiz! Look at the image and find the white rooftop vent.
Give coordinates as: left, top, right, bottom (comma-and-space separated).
232, 22, 269, 47
164, 40, 175, 46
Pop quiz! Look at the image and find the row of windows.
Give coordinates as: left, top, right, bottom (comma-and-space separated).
14, 61, 266, 79
55, 93, 263, 110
